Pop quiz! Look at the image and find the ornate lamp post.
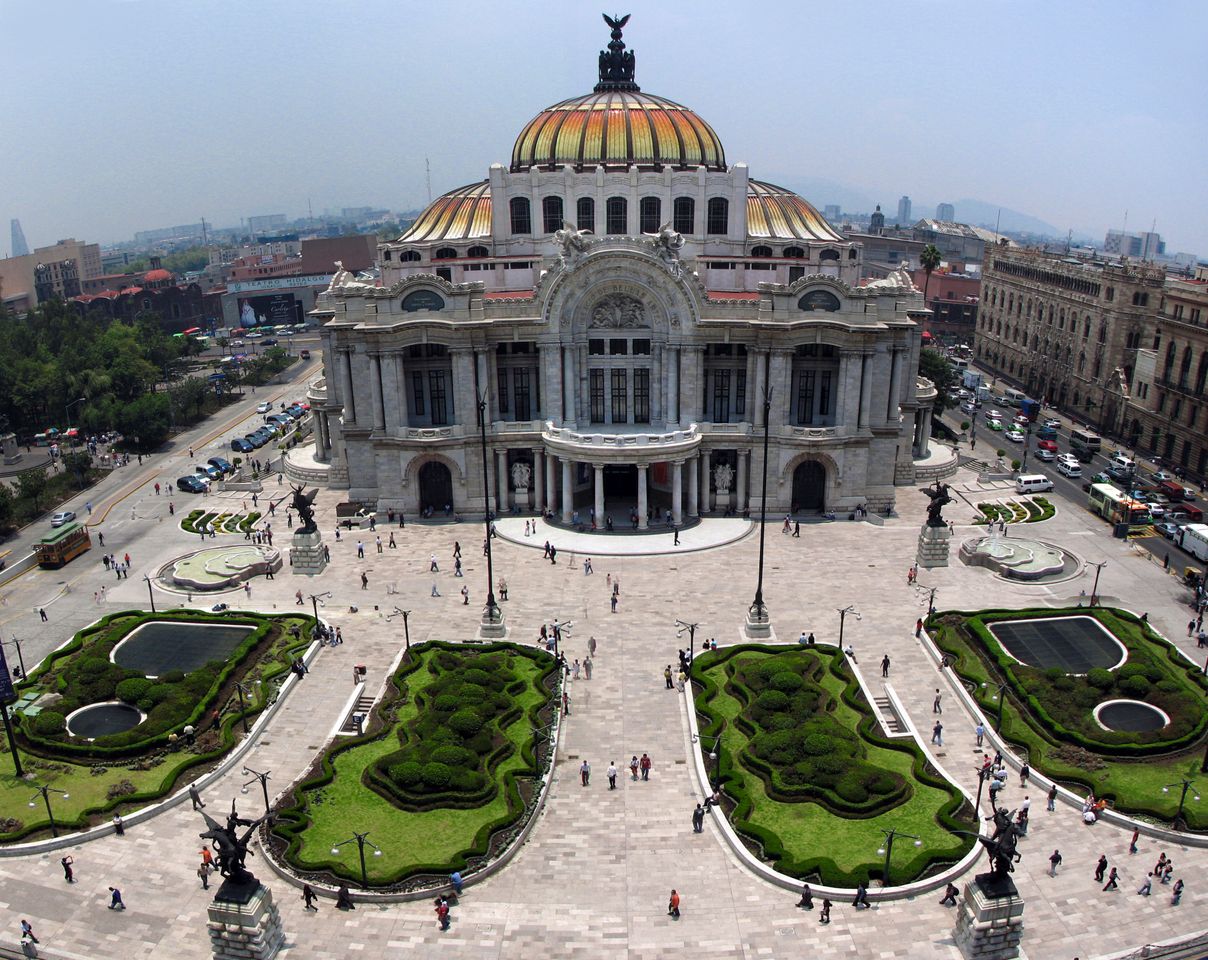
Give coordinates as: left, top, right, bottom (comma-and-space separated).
837, 605, 860, 650
241, 766, 272, 816
675, 619, 699, 666
308, 592, 331, 635
142, 574, 157, 613
477, 391, 503, 635
232, 680, 261, 734
877, 827, 923, 886
1161, 778, 1200, 826
745, 387, 773, 637
981, 681, 1009, 732
331, 830, 382, 889
29, 784, 70, 837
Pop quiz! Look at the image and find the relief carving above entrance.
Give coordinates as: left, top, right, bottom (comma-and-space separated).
589, 294, 647, 329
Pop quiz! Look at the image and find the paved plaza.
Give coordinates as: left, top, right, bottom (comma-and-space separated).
0, 449, 1205, 960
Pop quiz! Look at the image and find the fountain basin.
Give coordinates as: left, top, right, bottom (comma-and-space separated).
65, 701, 145, 739
111, 620, 256, 677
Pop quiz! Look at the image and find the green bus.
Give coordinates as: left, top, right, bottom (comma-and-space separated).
34, 521, 92, 568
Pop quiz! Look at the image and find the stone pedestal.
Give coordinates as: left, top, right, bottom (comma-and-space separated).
1, 433, 21, 466
917, 522, 952, 569
742, 604, 774, 640
514, 489, 530, 510
953, 875, 1025, 960
290, 529, 327, 576
207, 881, 285, 960
477, 605, 507, 640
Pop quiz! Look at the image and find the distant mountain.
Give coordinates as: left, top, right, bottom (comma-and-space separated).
948, 199, 1060, 238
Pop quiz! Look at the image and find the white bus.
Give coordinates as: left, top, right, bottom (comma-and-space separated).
1179, 523, 1208, 563
1003, 387, 1028, 407
1069, 428, 1102, 463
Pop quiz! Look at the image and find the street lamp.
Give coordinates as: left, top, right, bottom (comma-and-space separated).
981, 681, 1009, 732
232, 680, 261, 734
476, 390, 501, 629
331, 830, 382, 889
747, 386, 773, 632
837, 605, 861, 650
308, 592, 331, 637
29, 784, 70, 837
65, 397, 86, 429
1161, 778, 1201, 826
916, 584, 938, 616
691, 730, 722, 774
551, 619, 573, 666
675, 619, 700, 666
1087, 561, 1107, 607
876, 827, 923, 886
973, 764, 993, 814
387, 607, 412, 656
241, 766, 272, 816
142, 574, 157, 614
5, 636, 27, 681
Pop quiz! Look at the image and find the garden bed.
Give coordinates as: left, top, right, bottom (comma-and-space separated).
974, 496, 1055, 525
692, 645, 973, 885
928, 607, 1208, 829
0, 610, 313, 842
181, 509, 261, 535
270, 642, 555, 887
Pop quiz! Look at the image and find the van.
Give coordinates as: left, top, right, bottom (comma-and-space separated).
1157, 480, 1186, 502
1016, 474, 1054, 494
1056, 457, 1082, 478
1108, 455, 1135, 475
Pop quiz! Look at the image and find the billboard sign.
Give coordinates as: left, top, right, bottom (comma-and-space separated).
237, 294, 302, 329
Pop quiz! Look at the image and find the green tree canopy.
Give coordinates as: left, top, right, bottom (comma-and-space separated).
918, 348, 959, 415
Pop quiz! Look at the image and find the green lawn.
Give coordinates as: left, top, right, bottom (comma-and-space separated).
276, 642, 553, 885
929, 607, 1208, 830
694, 646, 973, 886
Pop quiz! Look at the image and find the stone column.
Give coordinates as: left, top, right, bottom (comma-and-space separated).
652, 343, 663, 422
533, 449, 544, 513
672, 460, 683, 525
835, 351, 851, 430
667, 347, 680, 423
545, 452, 557, 514
561, 458, 573, 523
859, 352, 874, 428
497, 449, 508, 513
452, 349, 477, 425
562, 347, 576, 423
393, 352, 409, 430
313, 412, 329, 462
368, 353, 386, 431
593, 463, 605, 525
752, 350, 767, 426
338, 350, 357, 424
688, 454, 700, 517
476, 351, 490, 419
700, 452, 712, 514
736, 449, 748, 512
637, 463, 649, 529
887, 347, 903, 423
745, 347, 758, 420
698, 348, 708, 421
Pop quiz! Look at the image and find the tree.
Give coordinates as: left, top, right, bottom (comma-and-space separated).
918, 348, 959, 415
920, 244, 942, 303
14, 466, 49, 512
62, 451, 93, 489
0, 484, 14, 532
114, 394, 171, 451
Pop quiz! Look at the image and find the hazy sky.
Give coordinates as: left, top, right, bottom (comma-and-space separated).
2, 0, 1205, 254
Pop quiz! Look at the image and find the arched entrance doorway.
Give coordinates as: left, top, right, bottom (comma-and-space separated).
791, 461, 826, 513
418, 461, 453, 513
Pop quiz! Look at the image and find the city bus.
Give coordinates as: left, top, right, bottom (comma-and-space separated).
1003, 387, 1028, 407
34, 521, 92, 568
1088, 483, 1150, 528
1069, 428, 1102, 463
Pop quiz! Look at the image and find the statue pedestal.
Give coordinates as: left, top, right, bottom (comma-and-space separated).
952, 874, 1025, 960
742, 603, 774, 640
477, 604, 507, 640
514, 489, 530, 510
0, 433, 21, 466
207, 881, 285, 960
290, 529, 327, 576
916, 523, 952, 569
714, 491, 732, 513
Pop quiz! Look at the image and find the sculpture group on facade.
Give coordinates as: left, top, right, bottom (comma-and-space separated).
713, 460, 734, 495
510, 460, 532, 492
646, 223, 685, 278
553, 221, 594, 272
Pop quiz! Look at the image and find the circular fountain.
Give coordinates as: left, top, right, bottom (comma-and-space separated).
959, 534, 1079, 583
1094, 699, 1170, 733
65, 701, 145, 739
162, 545, 281, 592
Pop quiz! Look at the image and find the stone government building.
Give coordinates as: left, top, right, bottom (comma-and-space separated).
304, 18, 933, 523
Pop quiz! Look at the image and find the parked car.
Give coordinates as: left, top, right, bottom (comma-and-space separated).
1005, 428, 1025, 443
245, 433, 267, 448
1155, 521, 1181, 540
1152, 471, 1173, 483
231, 437, 254, 453
177, 475, 208, 494
256, 401, 272, 414
208, 456, 233, 475
50, 510, 76, 527
195, 464, 222, 481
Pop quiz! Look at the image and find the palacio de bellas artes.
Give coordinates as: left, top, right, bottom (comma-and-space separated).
308, 24, 934, 527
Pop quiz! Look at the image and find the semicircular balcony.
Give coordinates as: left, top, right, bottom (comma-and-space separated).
541, 420, 702, 463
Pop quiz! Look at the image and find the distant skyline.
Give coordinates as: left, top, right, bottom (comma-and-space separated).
2, 0, 1205, 255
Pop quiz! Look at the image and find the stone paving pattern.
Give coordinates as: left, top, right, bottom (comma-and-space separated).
0, 451, 1205, 960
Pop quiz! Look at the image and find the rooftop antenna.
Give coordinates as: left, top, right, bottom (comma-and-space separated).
1065, 228, 1072, 254
308, 198, 314, 221
201, 217, 208, 246
993, 208, 1001, 241
425, 158, 432, 204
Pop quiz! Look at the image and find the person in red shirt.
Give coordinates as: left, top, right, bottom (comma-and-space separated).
640, 753, 652, 781
667, 889, 680, 918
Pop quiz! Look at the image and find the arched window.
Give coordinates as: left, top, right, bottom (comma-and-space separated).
848, 248, 858, 259
639, 196, 661, 234
1195, 354, 1208, 395
433, 247, 458, 260
783, 246, 805, 259
819, 249, 840, 262
576, 197, 595, 232
673, 196, 694, 234
466, 246, 489, 258
399, 250, 421, 262
706, 197, 728, 235
606, 196, 627, 234
510, 197, 531, 235
750, 245, 773, 258
542, 196, 564, 234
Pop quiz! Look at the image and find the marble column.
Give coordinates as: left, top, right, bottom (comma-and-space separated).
593, 463, 605, 525
667, 347, 680, 424
652, 343, 663, 422
392, 352, 408, 431
476, 351, 489, 418
688, 454, 700, 517
313, 412, 328, 462
835, 351, 851, 431
338, 350, 357, 424
368, 353, 386, 431
753, 350, 767, 426
671, 460, 684, 525
533, 449, 544, 513
736, 449, 748, 512
637, 463, 649, 529
545, 453, 557, 514
699, 452, 711, 514
562, 347, 576, 423
561, 458, 573, 523
887, 348, 903, 423
497, 449, 508, 514
859, 353, 874, 428
698, 348, 708, 421
452, 350, 477, 425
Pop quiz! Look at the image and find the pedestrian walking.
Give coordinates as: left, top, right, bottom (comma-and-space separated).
852, 882, 870, 909
933, 689, 942, 713
940, 882, 959, 906
630, 756, 639, 780
454, 558, 463, 577
607, 761, 617, 789
336, 885, 355, 910
1129, 827, 1139, 854
356, 540, 364, 558
189, 783, 206, 810
881, 654, 891, 677
435, 896, 450, 930
797, 883, 813, 909
39, 607, 47, 622
588, 635, 597, 657
664, 665, 674, 689
460, 585, 469, 605
1048, 850, 1062, 877
108, 886, 126, 910
673, 527, 680, 546
1103, 867, 1119, 891
916, 618, 924, 638
572, 659, 581, 680
388, 533, 396, 549
1019, 762, 1030, 787
640, 753, 652, 781
376, 536, 382, 554
61, 855, 74, 882
1095, 854, 1109, 883
1138, 873, 1153, 896
610, 594, 618, 613
361, 571, 369, 590
931, 720, 944, 746
198, 862, 212, 889
975, 722, 985, 747
1172, 878, 1184, 905
1047, 783, 1058, 812
432, 582, 440, 597
692, 803, 705, 833
302, 884, 318, 910
562, 690, 570, 716
667, 889, 680, 918
1154, 853, 1167, 876
453, 541, 461, 559
819, 899, 832, 924
450, 871, 463, 896
584, 557, 593, 574
584, 658, 593, 679
580, 760, 590, 786
20, 919, 38, 943
430, 554, 439, 572
1162, 861, 1174, 884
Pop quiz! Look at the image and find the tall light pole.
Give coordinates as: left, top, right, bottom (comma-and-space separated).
142, 574, 157, 613
241, 766, 272, 816
1087, 560, 1107, 606
837, 605, 860, 649
982, 681, 1009, 732
675, 619, 699, 666
746, 386, 773, 634
477, 390, 501, 630
1161, 778, 1200, 826
5, 637, 27, 681
29, 784, 70, 837
877, 827, 922, 886
65, 397, 86, 431
308, 592, 330, 636
232, 680, 260, 734
388, 608, 413, 656
331, 830, 382, 889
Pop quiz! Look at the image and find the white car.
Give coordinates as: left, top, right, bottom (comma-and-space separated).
1005, 429, 1025, 443
50, 510, 77, 527
256, 401, 272, 414
1043, 418, 1061, 429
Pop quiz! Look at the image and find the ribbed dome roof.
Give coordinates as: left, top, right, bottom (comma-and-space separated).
746, 181, 845, 242
398, 181, 492, 243
511, 90, 726, 173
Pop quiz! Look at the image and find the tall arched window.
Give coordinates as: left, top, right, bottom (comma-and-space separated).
510, 197, 531, 235
466, 246, 489, 258
606, 197, 627, 234
542, 196, 564, 234
673, 196, 695, 234
750, 245, 773, 258
639, 196, 661, 234
706, 197, 729, 235
783, 246, 805, 258
576, 197, 595, 232
399, 250, 421, 262
433, 247, 458, 260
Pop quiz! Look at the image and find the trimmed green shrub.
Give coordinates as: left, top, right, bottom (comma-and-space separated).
448, 708, 483, 737
1086, 668, 1115, 691
420, 762, 453, 789
32, 711, 66, 736
115, 678, 152, 704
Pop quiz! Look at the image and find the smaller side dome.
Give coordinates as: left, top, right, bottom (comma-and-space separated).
746, 181, 845, 242
398, 182, 492, 243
